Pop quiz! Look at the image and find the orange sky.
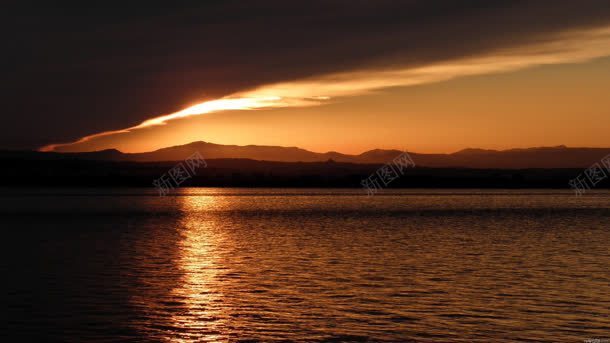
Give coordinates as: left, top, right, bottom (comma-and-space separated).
51, 55, 610, 154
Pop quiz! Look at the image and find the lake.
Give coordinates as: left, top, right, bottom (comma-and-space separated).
3, 188, 610, 342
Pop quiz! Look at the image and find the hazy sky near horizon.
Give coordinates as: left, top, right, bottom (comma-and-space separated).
50, 56, 610, 154
2, 1, 610, 153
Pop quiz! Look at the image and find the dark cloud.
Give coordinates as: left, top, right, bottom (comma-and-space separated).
1, 0, 610, 149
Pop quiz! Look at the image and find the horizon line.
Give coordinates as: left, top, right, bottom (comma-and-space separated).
9, 141, 610, 157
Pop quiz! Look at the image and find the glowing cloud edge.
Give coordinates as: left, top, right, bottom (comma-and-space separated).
40, 26, 610, 152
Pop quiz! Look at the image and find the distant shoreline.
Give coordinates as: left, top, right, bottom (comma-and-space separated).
1, 157, 607, 189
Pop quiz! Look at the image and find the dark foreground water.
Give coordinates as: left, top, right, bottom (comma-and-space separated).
3, 188, 610, 342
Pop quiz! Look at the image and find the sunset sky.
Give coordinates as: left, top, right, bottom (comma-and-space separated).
2, 1, 610, 154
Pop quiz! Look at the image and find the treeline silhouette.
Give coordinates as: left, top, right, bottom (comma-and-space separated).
1, 157, 607, 189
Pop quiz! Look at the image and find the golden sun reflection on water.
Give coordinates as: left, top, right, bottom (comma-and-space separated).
169, 194, 230, 342
119, 189, 610, 342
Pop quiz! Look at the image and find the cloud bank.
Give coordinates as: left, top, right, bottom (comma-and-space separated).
2, 1, 610, 150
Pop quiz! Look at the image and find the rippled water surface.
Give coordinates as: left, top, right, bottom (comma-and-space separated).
4, 188, 610, 342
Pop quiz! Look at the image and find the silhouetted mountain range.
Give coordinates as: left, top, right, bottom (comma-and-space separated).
2, 141, 609, 169
2, 142, 609, 188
